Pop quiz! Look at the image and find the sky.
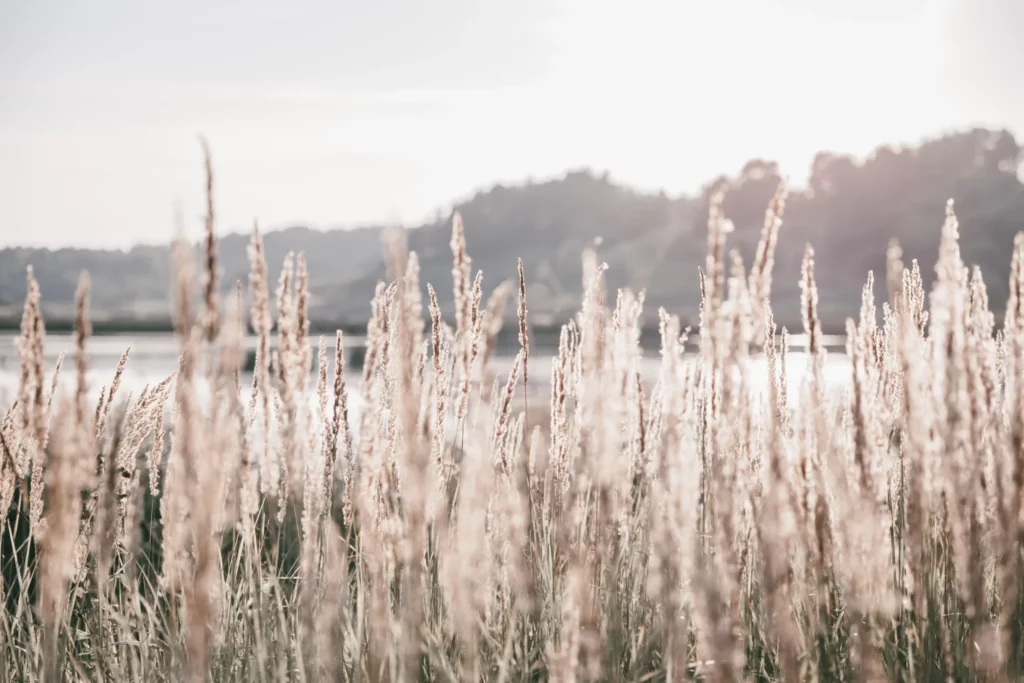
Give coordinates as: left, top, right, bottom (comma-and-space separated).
1, 0, 1022, 249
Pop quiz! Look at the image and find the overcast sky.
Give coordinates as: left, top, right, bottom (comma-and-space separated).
1, 0, 1022, 248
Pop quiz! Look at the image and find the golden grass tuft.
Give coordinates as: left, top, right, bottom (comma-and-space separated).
3, 152, 1024, 682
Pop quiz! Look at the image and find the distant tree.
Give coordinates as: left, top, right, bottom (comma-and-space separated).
726, 160, 783, 232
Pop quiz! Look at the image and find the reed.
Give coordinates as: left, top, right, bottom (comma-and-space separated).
3, 152, 1024, 682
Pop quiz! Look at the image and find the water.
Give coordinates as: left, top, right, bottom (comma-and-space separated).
0, 332, 853, 412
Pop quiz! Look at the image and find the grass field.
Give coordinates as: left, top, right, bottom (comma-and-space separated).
3, 162, 1024, 682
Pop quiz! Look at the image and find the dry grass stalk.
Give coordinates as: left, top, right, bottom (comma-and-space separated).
7, 169, 1024, 683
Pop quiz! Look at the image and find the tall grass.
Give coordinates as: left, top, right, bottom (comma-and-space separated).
2, 157, 1024, 683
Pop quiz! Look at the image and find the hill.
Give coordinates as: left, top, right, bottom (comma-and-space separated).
2, 127, 1022, 333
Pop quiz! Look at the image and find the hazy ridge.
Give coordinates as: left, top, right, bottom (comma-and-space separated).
2, 127, 1022, 333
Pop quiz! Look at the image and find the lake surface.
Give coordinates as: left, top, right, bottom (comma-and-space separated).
0, 332, 853, 413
